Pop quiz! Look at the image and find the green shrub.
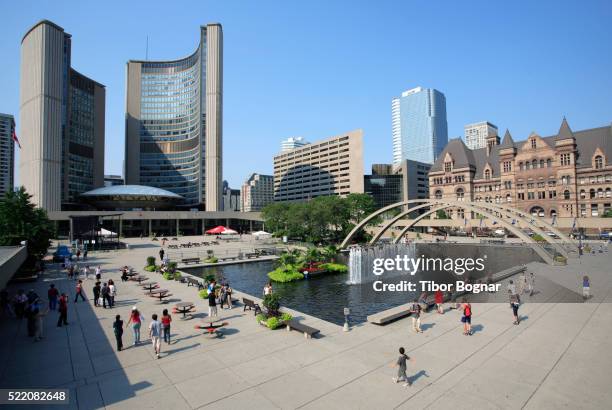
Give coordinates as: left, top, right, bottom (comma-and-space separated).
532, 234, 546, 243
256, 313, 266, 323
174, 271, 182, 280
144, 265, 157, 272
199, 289, 209, 299
320, 263, 348, 273
584, 245, 592, 253
204, 274, 216, 283
268, 266, 304, 282
205, 256, 218, 263
146, 256, 156, 267
266, 316, 281, 329
554, 255, 567, 264
163, 271, 173, 280
280, 312, 293, 322
263, 294, 281, 316
168, 261, 177, 272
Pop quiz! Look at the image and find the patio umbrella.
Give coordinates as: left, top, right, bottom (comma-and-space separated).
220, 228, 238, 235
205, 226, 230, 234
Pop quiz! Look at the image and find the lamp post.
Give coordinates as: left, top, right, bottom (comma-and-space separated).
343, 307, 350, 332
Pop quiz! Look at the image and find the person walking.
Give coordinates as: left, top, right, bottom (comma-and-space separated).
161, 309, 172, 344
25, 299, 39, 337
57, 293, 68, 327
76, 249, 81, 261
108, 280, 116, 307
48, 284, 59, 311
226, 283, 233, 309
33, 299, 48, 342
101, 283, 111, 308
74, 280, 86, 302
582, 275, 590, 300
391, 347, 413, 386
95, 266, 102, 280
149, 314, 162, 359
528, 272, 535, 296
510, 291, 520, 325
126, 307, 144, 345
83, 248, 88, 261
218, 285, 228, 309
159, 248, 165, 263
14, 290, 27, 319
507, 280, 517, 297
461, 299, 472, 335
93, 282, 101, 307
409, 300, 422, 333
519, 272, 528, 295
113, 315, 124, 351
208, 287, 218, 318
83, 265, 91, 280
435, 290, 444, 314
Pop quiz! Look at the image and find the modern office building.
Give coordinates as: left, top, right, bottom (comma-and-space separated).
364, 160, 431, 209
430, 119, 612, 219
222, 180, 241, 212
20, 20, 105, 211
281, 137, 309, 152
241, 173, 273, 212
465, 121, 498, 150
0, 114, 15, 197
125, 24, 223, 211
104, 175, 124, 187
392, 86, 448, 165
273, 130, 364, 202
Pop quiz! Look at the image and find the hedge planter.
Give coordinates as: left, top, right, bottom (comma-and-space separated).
256, 313, 293, 330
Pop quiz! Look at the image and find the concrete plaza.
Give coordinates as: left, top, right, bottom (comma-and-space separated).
0, 236, 611, 409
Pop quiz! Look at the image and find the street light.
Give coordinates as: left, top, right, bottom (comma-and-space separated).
343, 307, 350, 332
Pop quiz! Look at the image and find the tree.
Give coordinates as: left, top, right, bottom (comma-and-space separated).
345, 193, 377, 225
436, 209, 450, 219
0, 188, 54, 266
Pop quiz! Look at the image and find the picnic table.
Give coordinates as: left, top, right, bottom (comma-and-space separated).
195, 318, 228, 337
141, 282, 159, 293
174, 302, 195, 319
131, 275, 148, 284
149, 289, 171, 303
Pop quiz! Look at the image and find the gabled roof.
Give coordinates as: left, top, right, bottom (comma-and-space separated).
432, 120, 612, 178
557, 117, 575, 140
499, 129, 515, 148
429, 138, 475, 173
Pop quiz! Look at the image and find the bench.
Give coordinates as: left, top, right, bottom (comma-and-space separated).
367, 304, 412, 325
186, 277, 204, 289
219, 256, 238, 262
245, 252, 259, 259
181, 257, 200, 264
286, 319, 320, 339
242, 297, 262, 315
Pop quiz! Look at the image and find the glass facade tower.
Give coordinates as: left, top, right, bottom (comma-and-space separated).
125, 24, 223, 210
392, 87, 448, 165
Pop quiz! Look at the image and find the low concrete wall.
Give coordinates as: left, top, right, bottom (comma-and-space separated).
0, 246, 28, 290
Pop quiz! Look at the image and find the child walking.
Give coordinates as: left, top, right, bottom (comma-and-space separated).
392, 347, 413, 387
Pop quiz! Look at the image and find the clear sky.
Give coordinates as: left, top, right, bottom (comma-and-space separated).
1, 0, 611, 187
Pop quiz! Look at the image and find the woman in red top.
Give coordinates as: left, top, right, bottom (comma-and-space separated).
161, 309, 172, 344
435, 290, 444, 314
126, 307, 143, 345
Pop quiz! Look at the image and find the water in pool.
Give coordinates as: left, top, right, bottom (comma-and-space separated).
183, 260, 452, 325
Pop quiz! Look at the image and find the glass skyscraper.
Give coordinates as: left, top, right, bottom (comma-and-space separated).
125, 24, 223, 210
392, 87, 448, 165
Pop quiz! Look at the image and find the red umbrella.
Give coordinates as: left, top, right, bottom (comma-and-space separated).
205, 226, 228, 234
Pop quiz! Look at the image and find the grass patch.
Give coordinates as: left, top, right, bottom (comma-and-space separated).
267, 265, 304, 282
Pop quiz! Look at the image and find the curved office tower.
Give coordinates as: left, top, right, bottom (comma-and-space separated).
20, 20, 105, 211
125, 24, 223, 210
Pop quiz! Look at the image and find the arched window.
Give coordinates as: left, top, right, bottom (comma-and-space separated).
434, 190, 443, 199
546, 158, 552, 168
506, 194, 512, 202
532, 159, 538, 169
590, 189, 596, 199
456, 188, 465, 201
580, 190, 586, 199
564, 190, 570, 200
598, 188, 604, 198
595, 155, 603, 169
540, 159, 545, 168
550, 209, 557, 218
530, 206, 545, 217
484, 170, 491, 180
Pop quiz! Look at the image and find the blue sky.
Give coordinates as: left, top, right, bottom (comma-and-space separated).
1, 0, 611, 187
